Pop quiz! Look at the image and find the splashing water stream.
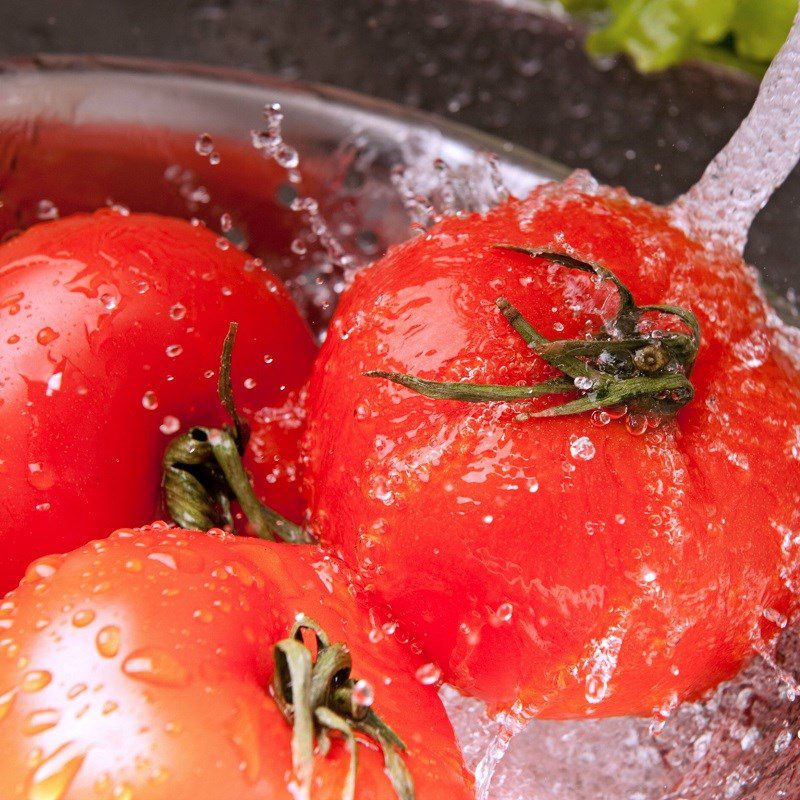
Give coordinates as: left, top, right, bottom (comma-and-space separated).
672, 6, 800, 255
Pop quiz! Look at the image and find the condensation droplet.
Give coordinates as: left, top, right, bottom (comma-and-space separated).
169, 303, 186, 321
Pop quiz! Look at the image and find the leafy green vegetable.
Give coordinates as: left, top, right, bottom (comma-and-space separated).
559, 0, 796, 73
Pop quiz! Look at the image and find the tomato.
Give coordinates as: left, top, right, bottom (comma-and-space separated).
303, 178, 800, 719
0, 524, 472, 799
0, 211, 316, 593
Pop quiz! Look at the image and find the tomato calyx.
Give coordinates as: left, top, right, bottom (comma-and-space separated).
273, 615, 414, 800
163, 323, 313, 543
366, 247, 701, 418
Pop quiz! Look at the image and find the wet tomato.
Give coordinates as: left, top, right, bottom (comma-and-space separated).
0, 211, 316, 592
303, 179, 800, 719
0, 524, 472, 799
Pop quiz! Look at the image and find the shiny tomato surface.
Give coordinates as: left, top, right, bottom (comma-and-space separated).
0, 525, 472, 798
304, 179, 800, 718
0, 212, 316, 593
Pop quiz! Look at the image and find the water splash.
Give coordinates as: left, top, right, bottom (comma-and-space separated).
672, 8, 800, 255
473, 709, 526, 800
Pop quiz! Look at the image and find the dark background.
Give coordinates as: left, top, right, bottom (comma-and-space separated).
0, 0, 797, 296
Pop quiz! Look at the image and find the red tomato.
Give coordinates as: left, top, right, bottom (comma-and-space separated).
303, 181, 800, 719
0, 211, 316, 593
0, 524, 472, 799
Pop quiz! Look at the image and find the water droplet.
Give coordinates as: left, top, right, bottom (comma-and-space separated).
122, 649, 189, 687
165, 344, 183, 358
243, 378, 256, 390
220, 213, 233, 232
67, 684, 87, 700
36, 199, 60, 221
25, 556, 60, 581
276, 145, 300, 169
352, 679, 374, 707
72, 610, 95, 628
584, 673, 608, 704
100, 293, 119, 311
168, 303, 186, 321
26, 463, 55, 492
141, 391, 158, 411
0, 687, 17, 720
774, 729, 794, 753
569, 435, 596, 461
195, 133, 214, 156
495, 602, 514, 623
96, 626, 121, 658
215, 237, 230, 251
290, 238, 307, 255
24, 708, 61, 735
762, 607, 788, 628
36, 328, 59, 346
415, 663, 441, 686
641, 568, 658, 584
45, 372, 62, 397
591, 409, 611, 427
22, 671, 52, 693
625, 413, 648, 436
25, 741, 85, 800
159, 415, 181, 435
102, 700, 119, 716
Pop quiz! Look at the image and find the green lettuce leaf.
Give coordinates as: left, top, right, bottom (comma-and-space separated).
559, 0, 795, 73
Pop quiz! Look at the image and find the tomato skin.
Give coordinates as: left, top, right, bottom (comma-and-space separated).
303, 182, 800, 719
0, 211, 316, 593
0, 525, 471, 799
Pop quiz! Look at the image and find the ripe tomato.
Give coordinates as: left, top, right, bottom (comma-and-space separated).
0, 524, 472, 799
303, 179, 800, 719
0, 211, 316, 593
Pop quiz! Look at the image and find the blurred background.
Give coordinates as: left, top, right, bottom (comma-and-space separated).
0, 0, 797, 297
